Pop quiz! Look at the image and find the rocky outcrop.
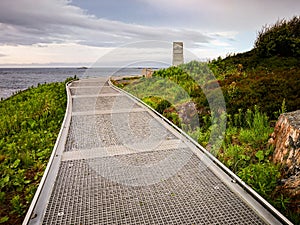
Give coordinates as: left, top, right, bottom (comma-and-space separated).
269, 110, 300, 176
269, 110, 300, 212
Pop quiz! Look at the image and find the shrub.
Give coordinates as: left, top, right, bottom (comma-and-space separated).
254, 16, 300, 57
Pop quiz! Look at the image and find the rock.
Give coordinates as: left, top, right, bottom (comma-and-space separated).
275, 172, 300, 215
176, 101, 199, 129
282, 173, 300, 198
269, 110, 300, 176
269, 110, 300, 206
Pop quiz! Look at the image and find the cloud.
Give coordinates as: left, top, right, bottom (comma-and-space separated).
2, 0, 298, 66
0, 43, 107, 65
140, 0, 300, 31
0, 0, 211, 47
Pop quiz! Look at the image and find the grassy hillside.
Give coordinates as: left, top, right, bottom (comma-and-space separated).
0, 78, 75, 224
210, 16, 300, 120
209, 51, 300, 120
114, 16, 300, 224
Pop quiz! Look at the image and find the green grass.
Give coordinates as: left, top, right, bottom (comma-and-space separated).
0, 77, 75, 224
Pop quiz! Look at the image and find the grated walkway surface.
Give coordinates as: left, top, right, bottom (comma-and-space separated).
26, 77, 283, 225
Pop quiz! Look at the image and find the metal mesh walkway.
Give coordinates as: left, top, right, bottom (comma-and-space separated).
24, 77, 286, 225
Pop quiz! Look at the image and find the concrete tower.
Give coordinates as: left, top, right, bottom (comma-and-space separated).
172, 42, 184, 66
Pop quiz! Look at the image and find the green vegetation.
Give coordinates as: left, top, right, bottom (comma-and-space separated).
219, 108, 280, 196
114, 16, 300, 224
209, 17, 300, 120
209, 52, 300, 120
0, 77, 75, 224
255, 16, 300, 58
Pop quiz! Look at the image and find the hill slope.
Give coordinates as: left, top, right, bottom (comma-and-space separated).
114, 16, 300, 224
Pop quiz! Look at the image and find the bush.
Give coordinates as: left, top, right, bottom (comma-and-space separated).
254, 16, 300, 57
141, 96, 171, 114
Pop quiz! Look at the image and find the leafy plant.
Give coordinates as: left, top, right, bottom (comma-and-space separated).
274, 194, 290, 211
274, 98, 287, 118
239, 106, 273, 146
10, 195, 25, 216
219, 144, 251, 173
0, 77, 76, 224
0, 216, 9, 224
238, 163, 280, 198
188, 127, 210, 146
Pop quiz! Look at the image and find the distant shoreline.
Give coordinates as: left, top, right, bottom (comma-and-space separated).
0, 67, 148, 100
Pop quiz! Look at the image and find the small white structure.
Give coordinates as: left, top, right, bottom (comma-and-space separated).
172, 42, 184, 66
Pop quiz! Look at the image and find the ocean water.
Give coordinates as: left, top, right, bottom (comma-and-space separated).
0, 67, 143, 100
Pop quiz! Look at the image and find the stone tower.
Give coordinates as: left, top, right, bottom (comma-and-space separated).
172, 42, 184, 66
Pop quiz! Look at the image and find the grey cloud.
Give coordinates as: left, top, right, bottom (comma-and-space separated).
0, 0, 211, 47
140, 0, 300, 32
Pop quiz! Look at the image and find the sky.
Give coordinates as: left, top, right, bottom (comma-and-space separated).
0, 0, 299, 67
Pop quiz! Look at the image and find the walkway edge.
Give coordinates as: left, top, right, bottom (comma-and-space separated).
23, 81, 73, 225
108, 77, 293, 225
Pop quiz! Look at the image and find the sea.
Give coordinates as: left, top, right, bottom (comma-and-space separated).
0, 67, 144, 100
